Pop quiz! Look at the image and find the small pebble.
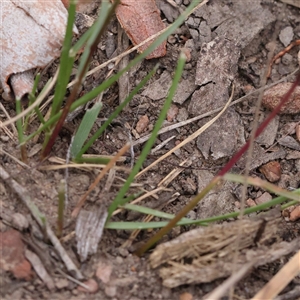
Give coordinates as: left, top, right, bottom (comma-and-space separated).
262, 83, 300, 114
289, 206, 300, 221
55, 278, 69, 290
180, 292, 193, 300
105, 285, 117, 298
167, 105, 179, 122
11, 213, 29, 231
135, 115, 149, 133
246, 198, 257, 207
167, 35, 177, 44
259, 161, 281, 182
279, 26, 294, 47
118, 247, 129, 257
0, 135, 9, 142
281, 53, 293, 65
255, 192, 272, 205
96, 262, 112, 284
296, 124, 300, 142
77, 279, 99, 294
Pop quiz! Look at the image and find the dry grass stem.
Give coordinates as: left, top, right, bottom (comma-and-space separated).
251, 250, 300, 300
0, 165, 83, 280
122, 192, 180, 248
204, 262, 255, 300
158, 158, 192, 187
112, 186, 167, 216
71, 143, 130, 218
0, 68, 59, 128
136, 83, 235, 178
133, 68, 299, 147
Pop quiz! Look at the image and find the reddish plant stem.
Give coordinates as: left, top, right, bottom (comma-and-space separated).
218, 73, 300, 176
41, 1, 120, 158
135, 73, 300, 256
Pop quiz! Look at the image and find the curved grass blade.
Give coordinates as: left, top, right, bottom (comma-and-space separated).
70, 101, 103, 158
106, 52, 187, 220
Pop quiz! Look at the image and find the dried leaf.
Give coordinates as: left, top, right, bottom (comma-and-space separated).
0, 0, 76, 99
0, 230, 32, 280
115, 0, 167, 59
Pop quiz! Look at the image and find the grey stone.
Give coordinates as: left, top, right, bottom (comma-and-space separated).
196, 108, 245, 160
199, 21, 212, 44
279, 26, 294, 47
157, 0, 180, 23
282, 53, 293, 65
194, 170, 236, 218
142, 71, 172, 101
278, 136, 300, 151
173, 78, 197, 104
176, 107, 189, 122
215, 14, 275, 49
188, 81, 229, 116
195, 0, 275, 49
189, 28, 199, 41
186, 16, 200, 29
256, 116, 279, 147
195, 37, 240, 86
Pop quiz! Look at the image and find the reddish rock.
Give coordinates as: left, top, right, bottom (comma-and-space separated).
259, 161, 281, 182
255, 192, 272, 205
167, 105, 179, 122
246, 198, 256, 207
262, 83, 300, 114
290, 205, 300, 221
180, 292, 193, 300
0, 230, 32, 280
135, 115, 149, 133
78, 278, 99, 293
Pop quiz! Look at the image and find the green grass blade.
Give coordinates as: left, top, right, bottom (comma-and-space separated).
121, 203, 191, 221
106, 188, 300, 230
15, 98, 28, 161
24, 74, 41, 131
70, 101, 103, 158
105, 220, 197, 230
107, 52, 186, 219
23, 0, 202, 144
75, 1, 111, 78
74, 65, 158, 159
224, 173, 300, 202
50, 0, 77, 117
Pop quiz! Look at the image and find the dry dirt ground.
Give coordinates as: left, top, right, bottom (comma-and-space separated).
1, 0, 300, 299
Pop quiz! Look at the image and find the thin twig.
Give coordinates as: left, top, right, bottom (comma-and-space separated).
136, 83, 235, 178
204, 261, 255, 300
229, 36, 277, 300
0, 69, 59, 128
251, 250, 300, 300
71, 143, 130, 218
